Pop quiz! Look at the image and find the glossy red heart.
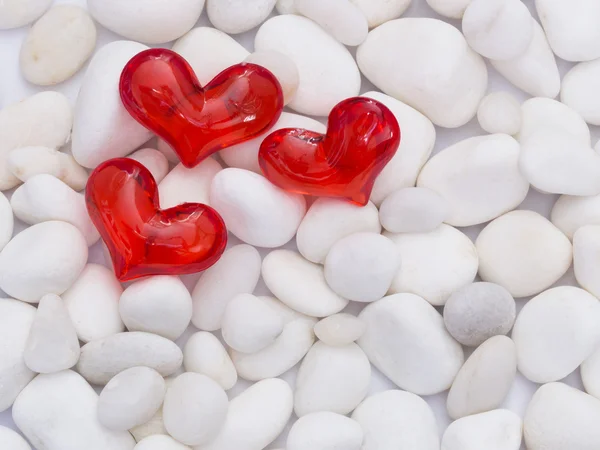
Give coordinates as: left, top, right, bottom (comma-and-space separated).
86, 158, 227, 281
258, 97, 401, 206
120, 48, 284, 168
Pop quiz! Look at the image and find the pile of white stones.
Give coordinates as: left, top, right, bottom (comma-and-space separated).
2, 0, 600, 449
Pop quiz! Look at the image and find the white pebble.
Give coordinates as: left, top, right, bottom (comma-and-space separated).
574, 225, 600, 299
208, 0, 276, 34
349, 0, 412, 28
552, 193, 600, 239
244, 51, 299, 105
135, 436, 189, 450
358, 294, 464, 395
418, 134, 528, 227
385, 224, 478, 306
0, 426, 31, 450
159, 158, 222, 209
276, 0, 297, 14
0, 0, 51, 29
0, 221, 87, 303
129, 148, 169, 184
477, 92, 522, 135
20, 5, 96, 86
447, 336, 517, 419
314, 314, 365, 346
562, 58, 600, 125
255, 15, 361, 116
425, 0, 472, 18
98, 367, 166, 432
352, 390, 439, 450
191, 244, 261, 331
357, 18, 487, 128
476, 211, 572, 297
379, 187, 448, 233
0, 191, 13, 252
582, 347, 600, 400
184, 332, 237, 390
462, 0, 533, 60
13, 370, 135, 450
287, 412, 363, 450
130, 409, 167, 443
210, 168, 306, 248
77, 332, 183, 385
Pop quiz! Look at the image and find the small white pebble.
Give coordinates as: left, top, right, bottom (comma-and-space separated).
0, 0, 52, 29
425, 0, 472, 18
0, 425, 31, 450
207, 0, 276, 35
135, 435, 190, 450
129, 148, 169, 184
379, 187, 449, 233
574, 225, 600, 299
477, 92, 522, 135
184, 331, 237, 390
314, 313, 365, 346
245, 51, 299, 105
349, 0, 412, 28
287, 411, 364, 450
159, 158, 222, 209
0, 191, 13, 252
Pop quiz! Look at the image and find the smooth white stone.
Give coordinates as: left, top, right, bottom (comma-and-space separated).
552, 193, 600, 239
156, 141, 180, 163
159, 158, 221, 209
442, 409, 522, 450
88, 0, 204, 44
358, 294, 464, 395
379, 187, 448, 233
477, 211, 572, 297
276, 0, 297, 14
0, 191, 13, 252
357, 18, 487, 128
297, 198, 380, 263
418, 134, 528, 227
263, 250, 349, 317
244, 51, 299, 105
13, 370, 136, 450
207, 0, 276, 34
77, 332, 183, 385
0, 221, 87, 303
220, 113, 324, 173
477, 92, 522, 135
524, 382, 600, 450
574, 225, 600, 299
129, 148, 169, 184
582, 347, 600, 400
0, 299, 36, 412
287, 412, 363, 450
135, 436, 190, 450
447, 336, 517, 419
362, 91, 436, 205
62, 264, 124, 343
191, 244, 261, 331
462, 0, 533, 60
513, 286, 600, 383
0, 91, 72, 190
8, 146, 88, 191
0, 0, 51, 29
562, 58, 600, 125
222, 294, 284, 354
0, 426, 31, 450
491, 21, 560, 98
352, 390, 439, 450
184, 332, 237, 390
425, 0, 472, 18
130, 409, 167, 443
20, 5, 96, 85
164, 373, 228, 446
314, 313, 365, 346
255, 15, 361, 116
324, 232, 400, 303
350, 0, 412, 28
210, 168, 306, 247
11, 174, 100, 246
385, 225, 478, 306
98, 367, 166, 431
195, 378, 293, 450
443, 282, 516, 347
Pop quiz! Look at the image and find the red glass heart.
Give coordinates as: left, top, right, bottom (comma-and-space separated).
258, 97, 401, 206
120, 48, 284, 168
86, 158, 227, 281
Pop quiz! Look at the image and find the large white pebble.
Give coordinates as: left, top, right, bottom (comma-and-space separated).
255, 15, 361, 116
191, 244, 261, 331
88, 0, 204, 44
442, 409, 522, 450
418, 134, 528, 227
350, 0, 411, 28
129, 148, 169, 184
163, 373, 228, 446
574, 225, 600, 299
313, 313, 365, 346
477, 92, 522, 136
208, 0, 276, 34
379, 187, 448, 233
0, 191, 13, 252
324, 232, 400, 303
0, 299, 36, 412
62, 264, 124, 343
11, 174, 99, 245
352, 390, 439, 450
425, 0, 472, 18
13, 370, 135, 450
524, 382, 600, 450
195, 378, 293, 450
0, 91, 72, 190
263, 250, 349, 317
476, 211, 572, 297
184, 332, 237, 390
447, 336, 517, 419
297, 198, 380, 263
462, 0, 533, 60
0, 221, 87, 303
385, 224, 478, 306
210, 168, 306, 248
513, 286, 600, 383
77, 332, 183, 385
582, 347, 600, 400
159, 159, 222, 209
552, 193, 600, 239
20, 5, 96, 86
72, 41, 151, 169
358, 294, 464, 395
244, 51, 299, 105
0, 0, 51, 29
287, 412, 363, 450
98, 367, 166, 431
562, 58, 600, 125
491, 21, 560, 98
357, 18, 487, 128
0, 426, 31, 450
120, 276, 192, 341
135, 436, 189, 450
